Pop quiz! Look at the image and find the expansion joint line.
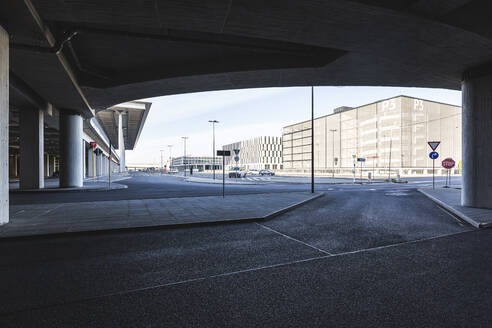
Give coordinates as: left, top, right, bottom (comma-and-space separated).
255, 222, 333, 255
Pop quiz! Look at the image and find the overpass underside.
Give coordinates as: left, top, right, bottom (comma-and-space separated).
1, 0, 492, 223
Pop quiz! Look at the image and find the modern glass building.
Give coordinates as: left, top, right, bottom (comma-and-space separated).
282, 95, 462, 175
222, 136, 282, 170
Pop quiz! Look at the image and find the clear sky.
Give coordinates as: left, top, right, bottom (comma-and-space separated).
127, 86, 461, 165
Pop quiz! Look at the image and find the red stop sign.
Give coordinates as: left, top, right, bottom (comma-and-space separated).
442, 158, 455, 169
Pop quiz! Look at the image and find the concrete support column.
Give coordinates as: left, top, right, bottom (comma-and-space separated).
118, 112, 125, 172
59, 112, 83, 187
96, 151, 102, 177
82, 142, 86, 180
87, 147, 94, 178
19, 108, 44, 189
461, 74, 492, 208
0, 26, 8, 224
103, 156, 108, 176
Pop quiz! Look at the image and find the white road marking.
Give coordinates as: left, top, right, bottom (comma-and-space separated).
31, 204, 65, 219
255, 222, 332, 255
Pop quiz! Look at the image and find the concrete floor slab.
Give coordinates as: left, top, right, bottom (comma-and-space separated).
419, 188, 492, 228
1, 192, 322, 238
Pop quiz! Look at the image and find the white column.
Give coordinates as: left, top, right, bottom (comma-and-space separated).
96, 151, 102, 177
118, 111, 126, 172
0, 26, 8, 224
59, 112, 83, 187
103, 155, 108, 176
461, 74, 492, 208
87, 147, 94, 178
82, 142, 86, 180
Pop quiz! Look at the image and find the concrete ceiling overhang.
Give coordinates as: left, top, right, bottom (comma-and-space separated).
2, 1, 492, 113
96, 102, 152, 150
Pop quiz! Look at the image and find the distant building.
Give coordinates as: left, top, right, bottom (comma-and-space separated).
222, 136, 282, 170
282, 95, 462, 175
171, 156, 221, 172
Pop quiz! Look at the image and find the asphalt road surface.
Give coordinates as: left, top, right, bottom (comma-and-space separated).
2, 178, 489, 327
10, 172, 456, 205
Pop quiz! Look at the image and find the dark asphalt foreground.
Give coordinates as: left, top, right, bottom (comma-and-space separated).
1, 187, 489, 327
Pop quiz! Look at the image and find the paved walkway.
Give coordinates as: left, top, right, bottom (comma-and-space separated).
9, 176, 129, 192
419, 188, 492, 228
1, 192, 322, 238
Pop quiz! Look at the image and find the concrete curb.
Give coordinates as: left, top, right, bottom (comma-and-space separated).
0, 193, 324, 240
9, 183, 128, 194
418, 189, 490, 229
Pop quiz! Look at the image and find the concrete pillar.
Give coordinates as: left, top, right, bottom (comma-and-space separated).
19, 108, 44, 189
103, 155, 108, 176
96, 151, 102, 177
0, 26, 8, 224
87, 147, 94, 178
118, 112, 125, 172
59, 112, 83, 187
82, 142, 86, 180
461, 74, 492, 209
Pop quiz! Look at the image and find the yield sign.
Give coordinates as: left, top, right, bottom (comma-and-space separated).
427, 141, 440, 151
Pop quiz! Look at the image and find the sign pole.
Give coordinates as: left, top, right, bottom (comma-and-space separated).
432, 158, 435, 189
360, 161, 362, 183
311, 86, 314, 194
222, 154, 225, 198
427, 141, 441, 190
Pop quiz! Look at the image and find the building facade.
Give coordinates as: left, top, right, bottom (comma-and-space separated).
222, 136, 282, 170
171, 156, 221, 172
282, 96, 462, 175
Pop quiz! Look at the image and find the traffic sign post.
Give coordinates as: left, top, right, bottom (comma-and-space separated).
357, 158, 365, 183
442, 158, 455, 187
217, 150, 231, 197
427, 141, 441, 190
429, 151, 439, 189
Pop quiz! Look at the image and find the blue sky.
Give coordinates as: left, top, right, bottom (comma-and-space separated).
127, 86, 461, 165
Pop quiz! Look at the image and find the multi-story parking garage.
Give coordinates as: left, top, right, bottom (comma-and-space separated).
223, 136, 282, 170
282, 96, 462, 176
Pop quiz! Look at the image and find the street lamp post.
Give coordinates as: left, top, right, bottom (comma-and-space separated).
311, 86, 314, 194
208, 120, 219, 179
160, 149, 164, 174
167, 145, 173, 170
330, 129, 337, 179
182, 137, 188, 176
